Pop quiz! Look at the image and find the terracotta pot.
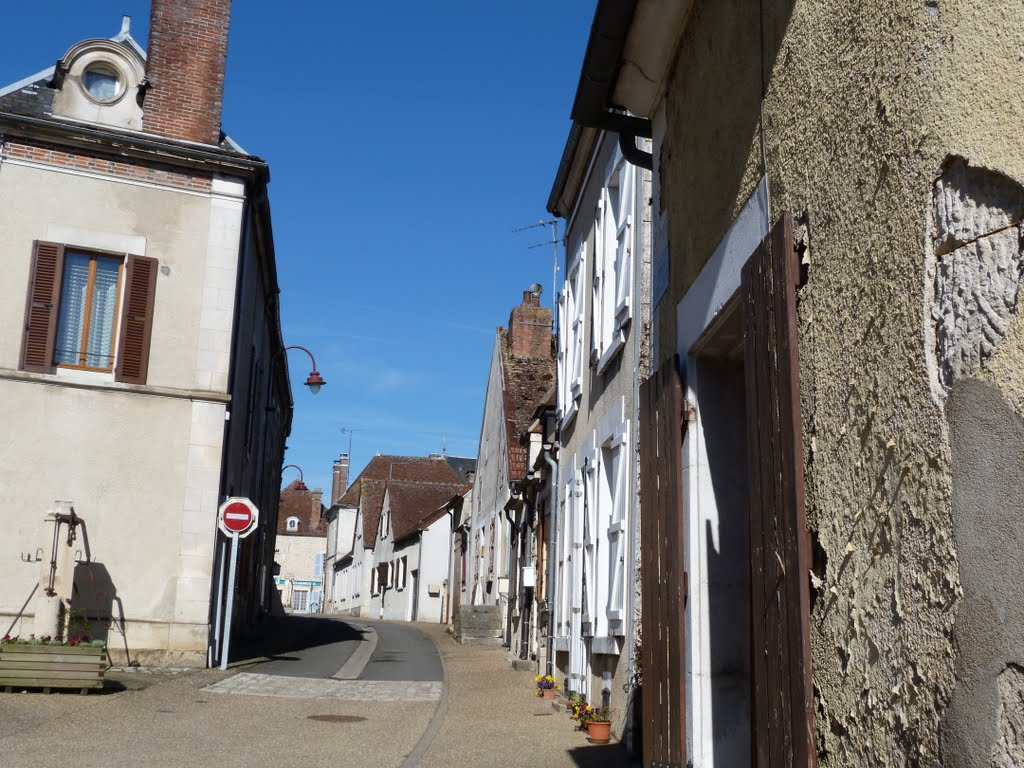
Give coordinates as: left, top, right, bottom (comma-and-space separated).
586, 720, 612, 744
541, 688, 556, 699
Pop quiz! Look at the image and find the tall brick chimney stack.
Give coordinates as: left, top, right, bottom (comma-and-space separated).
331, 454, 350, 505
311, 488, 324, 525
144, 0, 232, 144
508, 288, 552, 358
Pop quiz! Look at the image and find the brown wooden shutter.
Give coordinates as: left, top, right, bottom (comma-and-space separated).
741, 212, 817, 767
20, 241, 65, 373
115, 254, 158, 385
639, 358, 687, 768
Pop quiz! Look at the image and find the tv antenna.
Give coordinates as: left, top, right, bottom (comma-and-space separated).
513, 218, 561, 335
338, 426, 362, 457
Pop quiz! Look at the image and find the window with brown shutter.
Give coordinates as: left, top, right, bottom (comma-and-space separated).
20, 242, 157, 383
114, 254, 157, 385
20, 241, 65, 373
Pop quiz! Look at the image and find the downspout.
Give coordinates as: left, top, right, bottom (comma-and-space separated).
503, 491, 521, 649
543, 446, 559, 676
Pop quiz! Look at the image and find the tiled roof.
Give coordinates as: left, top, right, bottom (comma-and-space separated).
443, 455, 477, 484
342, 455, 463, 545
386, 481, 463, 543
499, 328, 556, 477
277, 480, 326, 536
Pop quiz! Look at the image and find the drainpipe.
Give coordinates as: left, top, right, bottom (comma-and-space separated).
503, 489, 522, 649
542, 445, 559, 676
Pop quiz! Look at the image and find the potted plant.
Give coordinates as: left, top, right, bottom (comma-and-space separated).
566, 689, 583, 713
535, 673, 559, 699
579, 704, 613, 744
0, 633, 107, 694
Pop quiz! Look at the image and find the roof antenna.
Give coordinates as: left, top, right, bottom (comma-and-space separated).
442, 433, 448, 456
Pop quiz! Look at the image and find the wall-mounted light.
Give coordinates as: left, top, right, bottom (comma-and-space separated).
280, 345, 325, 395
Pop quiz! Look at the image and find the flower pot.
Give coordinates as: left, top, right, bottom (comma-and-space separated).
541, 688, 556, 699
586, 720, 612, 744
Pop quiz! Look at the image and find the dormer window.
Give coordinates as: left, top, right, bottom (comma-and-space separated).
82, 63, 121, 102
286, 517, 299, 532
51, 36, 145, 130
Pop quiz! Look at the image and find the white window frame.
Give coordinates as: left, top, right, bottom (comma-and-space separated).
559, 238, 586, 427
592, 156, 636, 373
286, 516, 299, 532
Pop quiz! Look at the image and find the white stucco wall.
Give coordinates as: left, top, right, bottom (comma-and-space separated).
273, 533, 325, 613
0, 159, 244, 664
469, 336, 511, 608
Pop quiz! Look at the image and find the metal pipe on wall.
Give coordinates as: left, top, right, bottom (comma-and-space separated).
543, 447, 559, 677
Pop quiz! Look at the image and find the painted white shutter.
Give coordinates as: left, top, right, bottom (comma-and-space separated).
606, 422, 630, 629
614, 163, 634, 327
558, 286, 569, 415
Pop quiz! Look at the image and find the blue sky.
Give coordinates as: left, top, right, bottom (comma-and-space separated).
0, 2, 594, 495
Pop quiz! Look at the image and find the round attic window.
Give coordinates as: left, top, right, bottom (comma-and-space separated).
82, 63, 122, 102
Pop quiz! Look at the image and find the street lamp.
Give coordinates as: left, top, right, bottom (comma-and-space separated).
281, 345, 325, 395
282, 464, 307, 491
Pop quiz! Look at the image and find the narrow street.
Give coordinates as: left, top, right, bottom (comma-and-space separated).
0, 616, 633, 768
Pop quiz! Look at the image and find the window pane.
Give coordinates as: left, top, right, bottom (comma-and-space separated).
54, 254, 91, 365
84, 69, 118, 100
85, 258, 119, 368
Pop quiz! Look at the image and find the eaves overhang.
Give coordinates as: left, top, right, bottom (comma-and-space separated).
0, 111, 270, 182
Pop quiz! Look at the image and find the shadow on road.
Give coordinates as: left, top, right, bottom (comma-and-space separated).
567, 744, 641, 768
230, 614, 366, 667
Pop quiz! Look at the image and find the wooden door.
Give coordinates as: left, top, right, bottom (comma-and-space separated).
639, 359, 687, 768
741, 212, 817, 767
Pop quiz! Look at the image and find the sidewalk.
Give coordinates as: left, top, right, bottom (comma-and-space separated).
415, 623, 639, 768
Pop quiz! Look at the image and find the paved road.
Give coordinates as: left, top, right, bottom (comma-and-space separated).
243, 614, 366, 678
358, 619, 442, 682
242, 615, 442, 683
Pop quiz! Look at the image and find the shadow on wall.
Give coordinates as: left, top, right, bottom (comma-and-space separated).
69, 560, 132, 663
941, 379, 1024, 766
699, 355, 752, 764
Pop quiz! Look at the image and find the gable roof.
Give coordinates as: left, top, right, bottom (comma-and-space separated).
498, 328, 556, 477
277, 480, 326, 536
386, 481, 464, 544
342, 455, 463, 545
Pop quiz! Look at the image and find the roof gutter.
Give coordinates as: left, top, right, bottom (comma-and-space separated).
570, 0, 652, 171
0, 111, 270, 182
547, 0, 651, 216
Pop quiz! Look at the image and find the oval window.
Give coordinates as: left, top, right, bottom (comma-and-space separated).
82, 64, 121, 102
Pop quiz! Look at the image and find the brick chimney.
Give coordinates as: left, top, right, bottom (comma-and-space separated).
144, 0, 232, 144
311, 488, 323, 526
508, 289, 552, 358
331, 454, 350, 505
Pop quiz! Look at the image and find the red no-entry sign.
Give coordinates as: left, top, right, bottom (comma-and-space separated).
217, 497, 258, 538
216, 496, 259, 671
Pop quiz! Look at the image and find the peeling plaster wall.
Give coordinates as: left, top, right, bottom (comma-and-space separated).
655, 0, 1024, 764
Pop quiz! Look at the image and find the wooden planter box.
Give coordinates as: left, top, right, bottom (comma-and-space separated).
0, 644, 107, 694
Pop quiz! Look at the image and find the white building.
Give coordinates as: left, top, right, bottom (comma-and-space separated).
369, 482, 463, 623
273, 482, 325, 614
0, 3, 292, 667
329, 455, 467, 618
546, 128, 651, 733
465, 291, 555, 643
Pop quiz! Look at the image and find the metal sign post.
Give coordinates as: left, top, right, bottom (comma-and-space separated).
217, 497, 258, 671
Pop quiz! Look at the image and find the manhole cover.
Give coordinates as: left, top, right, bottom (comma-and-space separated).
307, 714, 366, 723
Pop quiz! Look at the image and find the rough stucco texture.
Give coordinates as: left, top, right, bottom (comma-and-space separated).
657, 0, 1024, 764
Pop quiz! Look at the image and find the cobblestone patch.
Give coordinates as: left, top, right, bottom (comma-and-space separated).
202, 672, 442, 702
